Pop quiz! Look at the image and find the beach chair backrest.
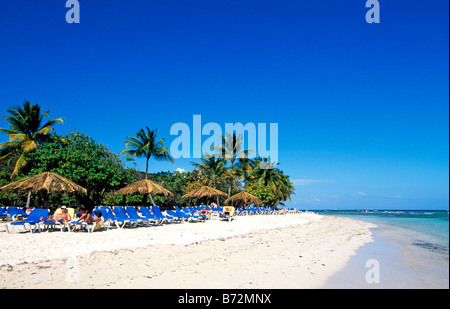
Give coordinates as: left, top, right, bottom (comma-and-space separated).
7, 207, 20, 216
140, 207, 153, 217
223, 206, 235, 216
125, 206, 140, 219
0, 207, 5, 216
54, 207, 75, 220
113, 206, 129, 219
95, 206, 115, 220
27, 209, 49, 221
151, 206, 163, 216
167, 210, 184, 219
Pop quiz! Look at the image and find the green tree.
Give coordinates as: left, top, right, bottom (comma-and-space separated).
191, 154, 226, 189
192, 154, 228, 205
0, 101, 64, 178
249, 158, 295, 206
119, 127, 174, 205
24, 132, 138, 211
245, 181, 276, 205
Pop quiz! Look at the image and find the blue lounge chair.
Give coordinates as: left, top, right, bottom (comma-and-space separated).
139, 207, 164, 225
166, 209, 186, 223
258, 207, 269, 215
182, 207, 203, 221
151, 206, 175, 223
5, 207, 28, 221
94, 206, 128, 229
0, 207, 6, 220
6, 208, 49, 233
236, 207, 243, 215
113, 206, 139, 228
174, 206, 206, 222
125, 206, 156, 225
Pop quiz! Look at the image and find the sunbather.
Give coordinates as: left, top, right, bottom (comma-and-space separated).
198, 206, 211, 215
40, 206, 72, 223
75, 210, 104, 231
210, 202, 218, 211
223, 206, 231, 217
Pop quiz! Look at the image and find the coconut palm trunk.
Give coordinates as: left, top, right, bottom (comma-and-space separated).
119, 127, 174, 207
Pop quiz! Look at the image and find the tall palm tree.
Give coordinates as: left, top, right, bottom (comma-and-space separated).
250, 157, 295, 206
234, 157, 258, 188
0, 101, 64, 179
213, 133, 255, 197
192, 154, 226, 189
119, 127, 174, 205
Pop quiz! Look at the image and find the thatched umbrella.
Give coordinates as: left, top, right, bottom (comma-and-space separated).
182, 185, 227, 206
113, 179, 174, 206
182, 186, 227, 199
0, 172, 87, 207
225, 191, 263, 207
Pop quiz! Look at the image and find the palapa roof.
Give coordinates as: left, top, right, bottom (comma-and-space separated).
182, 185, 227, 199
224, 191, 263, 206
114, 179, 174, 197
0, 172, 87, 194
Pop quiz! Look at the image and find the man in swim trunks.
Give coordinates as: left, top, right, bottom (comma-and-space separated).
40, 206, 72, 223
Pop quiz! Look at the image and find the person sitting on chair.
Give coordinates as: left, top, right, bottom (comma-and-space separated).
40, 206, 71, 223
198, 206, 211, 215
75, 210, 104, 231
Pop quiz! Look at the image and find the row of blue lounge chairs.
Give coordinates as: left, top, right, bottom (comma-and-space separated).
3, 205, 299, 233
3, 206, 209, 233
0, 206, 28, 221
95, 205, 208, 229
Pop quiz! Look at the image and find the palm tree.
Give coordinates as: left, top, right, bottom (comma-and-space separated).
250, 157, 295, 206
119, 127, 174, 205
0, 101, 64, 179
192, 154, 226, 189
235, 157, 259, 189
213, 133, 255, 197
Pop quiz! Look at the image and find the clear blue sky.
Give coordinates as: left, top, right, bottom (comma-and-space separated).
0, 0, 448, 209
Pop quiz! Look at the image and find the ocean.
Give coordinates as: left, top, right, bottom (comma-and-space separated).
315, 209, 449, 288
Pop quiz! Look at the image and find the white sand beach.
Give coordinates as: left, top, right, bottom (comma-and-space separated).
0, 213, 376, 289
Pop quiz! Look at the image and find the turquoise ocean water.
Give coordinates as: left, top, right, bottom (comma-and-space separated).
314, 209, 449, 288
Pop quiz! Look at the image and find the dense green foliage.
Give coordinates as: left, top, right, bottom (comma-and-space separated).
0, 101, 64, 178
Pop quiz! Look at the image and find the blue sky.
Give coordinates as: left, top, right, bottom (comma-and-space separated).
0, 0, 448, 209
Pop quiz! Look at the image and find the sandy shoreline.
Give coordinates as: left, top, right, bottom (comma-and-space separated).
0, 213, 376, 288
